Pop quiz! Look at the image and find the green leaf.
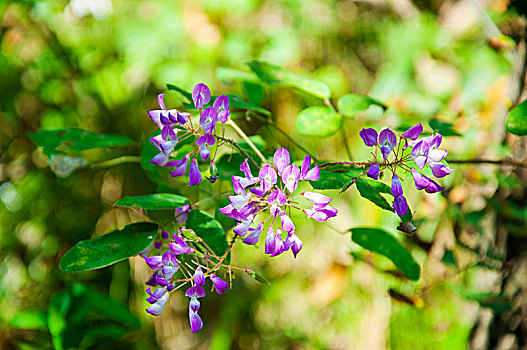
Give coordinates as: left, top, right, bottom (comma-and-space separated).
506, 100, 527, 136
185, 210, 229, 263
355, 177, 394, 212
28, 128, 132, 157
310, 168, 362, 190
428, 119, 461, 136
48, 291, 71, 350
216, 153, 246, 181
350, 227, 420, 280
247, 61, 331, 99
337, 94, 387, 118
166, 83, 192, 101
85, 291, 140, 329
10, 312, 48, 330
115, 193, 189, 210
59, 223, 158, 272
449, 284, 510, 312
216, 67, 259, 83
246, 270, 271, 285
295, 106, 343, 137
236, 135, 267, 152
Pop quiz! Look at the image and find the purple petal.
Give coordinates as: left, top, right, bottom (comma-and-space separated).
259, 165, 277, 184
174, 204, 191, 224
401, 122, 423, 140
171, 156, 189, 177
192, 83, 211, 109
189, 310, 203, 333
359, 128, 378, 147
425, 179, 445, 193
213, 94, 229, 112
393, 195, 408, 216
188, 158, 202, 186
194, 267, 205, 286
143, 256, 163, 271
303, 166, 320, 181
280, 214, 295, 233
429, 162, 453, 178
265, 227, 275, 254
288, 233, 303, 258
367, 163, 379, 180
411, 168, 431, 190
302, 191, 332, 206
282, 164, 300, 193
379, 128, 397, 148
243, 223, 263, 245
380, 146, 391, 160
158, 93, 167, 111
267, 189, 287, 206
429, 134, 442, 149
233, 219, 252, 236
273, 148, 290, 175
210, 274, 229, 294
240, 159, 257, 182
189, 296, 200, 312
391, 175, 403, 196
146, 291, 169, 316
428, 149, 448, 163
270, 231, 284, 257
218, 110, 230, 123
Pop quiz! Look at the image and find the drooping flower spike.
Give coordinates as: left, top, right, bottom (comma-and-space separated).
219, 148, 336, 258
357, 123, 452, 215
148, 83, 232, 186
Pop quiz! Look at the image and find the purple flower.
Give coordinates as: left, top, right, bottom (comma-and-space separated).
280, 214, 295, 233
393, 195, 408, 216
194, 267, 205, 286
273, 148, 290, 175
171, 156, 189, 177
189, 310, 203, 333
429, 162, 453, 178
367, 163, 379, 180
146, 289, 169, 316
233, 218, 252, 236
243, 223, 263, 245
188, 158, 202, 186
169, 235, 193, 255
189, 296, 200, 312
401, 122, 423, 140
199, 107, 218, 134
192, 83, 211, 109
210, 274, 228, 294
391, 175, 403, 196
270, 230, 284, 257
379, 128, 397, 159
174, 204, 191, 224
259, 165, 277, 185
144, 256, 163, 271
411, 140, 429, 170
185, 285, 206, 298
265, 227, 276, 254
213, 95, 230, 123
282, 164, 300, 193
424, 178, 444, 193
303, 205, 338, 222
300, 155, 320, 181
359, 128, 378, 147
285, 233, 303, 258
302, 191, 332, 206
411, 168, 431, 190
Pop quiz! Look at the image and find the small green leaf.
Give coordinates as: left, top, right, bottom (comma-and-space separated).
186, 210, 229, 263
428, 119, 461, 136
115, 193, 189, 210
337, 94, 387, 118
506, 100, 527, 136
166, 83, 192, 101
350, 227, 420, 280
216, 66, 259, 83
246, 270, 271, 285
355, 177, 394, 212
216, 153, 246, 181
296, 106, 343, 137
59, 223, 158, 272
28, 128, 132, 157
310, 168, 363, 190
10, 312, 48, 330
248, 61, 331, 99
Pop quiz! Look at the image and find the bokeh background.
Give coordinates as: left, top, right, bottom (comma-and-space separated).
1, 0, 526, 349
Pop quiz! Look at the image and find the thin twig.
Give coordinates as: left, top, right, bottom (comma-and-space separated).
225, 119, 267, 164
216, 135, 261, 169
90, 155, 141, 169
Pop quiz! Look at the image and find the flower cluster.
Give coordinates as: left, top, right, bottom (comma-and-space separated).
359, 122, 452, 216
219, 148, 338, 258
142, 228, 229, 333
148, 83, 231, 186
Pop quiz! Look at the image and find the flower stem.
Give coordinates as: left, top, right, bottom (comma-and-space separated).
90, 155, 141, 169
225, 119, 267, 164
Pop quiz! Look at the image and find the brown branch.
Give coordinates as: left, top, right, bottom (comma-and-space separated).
216, 135, 261, 169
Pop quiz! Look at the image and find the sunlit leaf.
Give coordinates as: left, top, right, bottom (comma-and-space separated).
10, 312, 48, 330
59, 223, 158, 272
355, 177, 394, 212
506, 100, 527, 136
310, 168, 362, 190
296, 106, 343, 137
428, 119, 461, 136
216, 67, 259, 83
248, 61, 331, 99
28, 128, 132, 157
185, 210, 229, 263
115, 193, 189, 210
337, 94, 387, 118
350, 227, 420, 280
